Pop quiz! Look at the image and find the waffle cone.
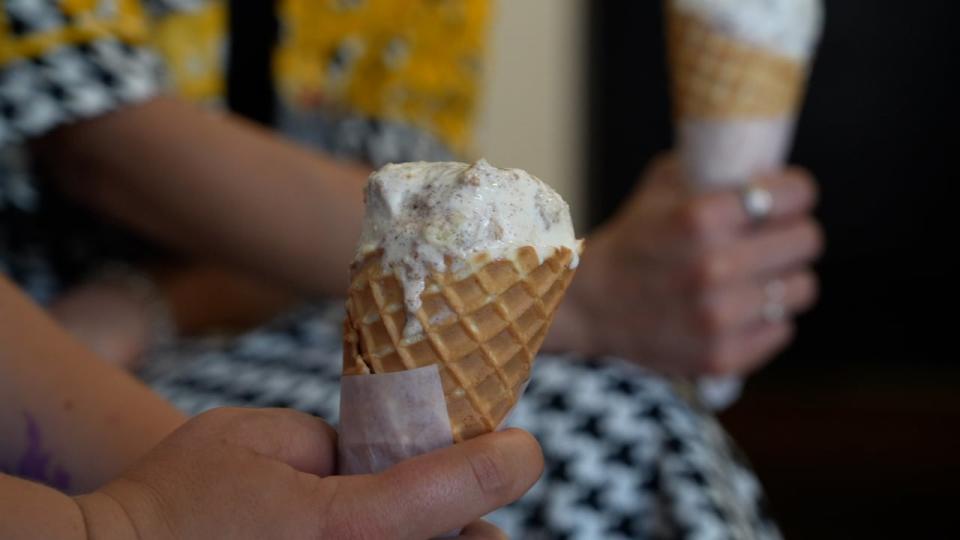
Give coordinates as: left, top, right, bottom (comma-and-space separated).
666, 5, 807, 120
343, 245, 579, 442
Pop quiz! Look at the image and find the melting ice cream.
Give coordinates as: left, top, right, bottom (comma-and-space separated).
356, 159, 581, 331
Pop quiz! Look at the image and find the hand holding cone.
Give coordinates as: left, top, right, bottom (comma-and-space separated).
339, 160, 581, 459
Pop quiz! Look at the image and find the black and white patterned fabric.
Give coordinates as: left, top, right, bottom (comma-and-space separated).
278, 106, 456, 170
0, 37, 160, 143
0, 4, 161, 146
141, 302, 782, 540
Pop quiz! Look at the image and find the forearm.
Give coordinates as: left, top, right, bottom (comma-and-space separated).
0, 276, 186, 493
0, 474, 86, 538
33, 96, 369, 299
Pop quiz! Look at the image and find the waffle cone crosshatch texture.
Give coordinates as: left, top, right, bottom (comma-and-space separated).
344, 245, 579, 442
666, 7, 807, 120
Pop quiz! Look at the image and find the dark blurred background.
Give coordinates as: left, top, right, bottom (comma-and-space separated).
587, 1, 959, 537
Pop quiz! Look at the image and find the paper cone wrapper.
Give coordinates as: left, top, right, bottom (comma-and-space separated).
666, 4, 813, 190
339, 245, 579, 475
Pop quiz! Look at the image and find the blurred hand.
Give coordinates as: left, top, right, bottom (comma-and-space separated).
550, 155, 823, 376
76, 408, 541, 539
50, 279, 154, 369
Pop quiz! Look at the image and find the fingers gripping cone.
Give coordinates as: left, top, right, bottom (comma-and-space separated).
344, 245, 578, 442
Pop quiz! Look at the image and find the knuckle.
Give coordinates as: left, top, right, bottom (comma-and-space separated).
466, 441, 513, 500
318, 482, 387, 540
791, 220, 823, 257
692, 301, 727, 338
796, 271, 820, 309
689, 253, 726, 290
771, 319, 793, 340
768, 322, 796, 350
808, 221, 826, 257
698, 341, 730, 376
791, 167, 819, 198
675, 202, 711, 239
775, 167, 818, 214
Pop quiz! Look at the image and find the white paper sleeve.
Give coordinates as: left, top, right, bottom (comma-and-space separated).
678, 116, 795, 191
338, 365, 454, 475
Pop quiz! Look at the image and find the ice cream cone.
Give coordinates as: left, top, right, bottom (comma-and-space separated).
665, 0, 821, 189
344, 245, 579, 442
666, 7, 806, 120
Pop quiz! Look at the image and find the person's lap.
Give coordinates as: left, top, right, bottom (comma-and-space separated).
141, 303, 781, 540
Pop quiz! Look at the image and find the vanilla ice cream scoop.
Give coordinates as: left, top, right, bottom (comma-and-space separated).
673, 0, 824, 60
357, 159, 581, 321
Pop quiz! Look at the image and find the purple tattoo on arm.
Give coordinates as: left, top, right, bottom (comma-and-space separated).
14, 412, 71, 491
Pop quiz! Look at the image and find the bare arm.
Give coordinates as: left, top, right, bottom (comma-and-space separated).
32, 96, 371, 299
0, 276, 186, 493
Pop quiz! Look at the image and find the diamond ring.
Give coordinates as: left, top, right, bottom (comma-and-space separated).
741, 184, 774, 226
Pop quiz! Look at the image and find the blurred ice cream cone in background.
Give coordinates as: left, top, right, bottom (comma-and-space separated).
666, 0, 824, 190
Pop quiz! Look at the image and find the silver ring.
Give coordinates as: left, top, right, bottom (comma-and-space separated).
741, 184, 774, 226
761, 279, 787, 323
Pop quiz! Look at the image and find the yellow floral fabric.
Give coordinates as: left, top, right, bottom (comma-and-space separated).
148, 1, 227, 105
1, 0, 490, 154
275, 0, 490, 153
0, 0, 150, 64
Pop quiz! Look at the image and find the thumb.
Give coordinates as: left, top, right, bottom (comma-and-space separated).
318, 428, 543, 540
